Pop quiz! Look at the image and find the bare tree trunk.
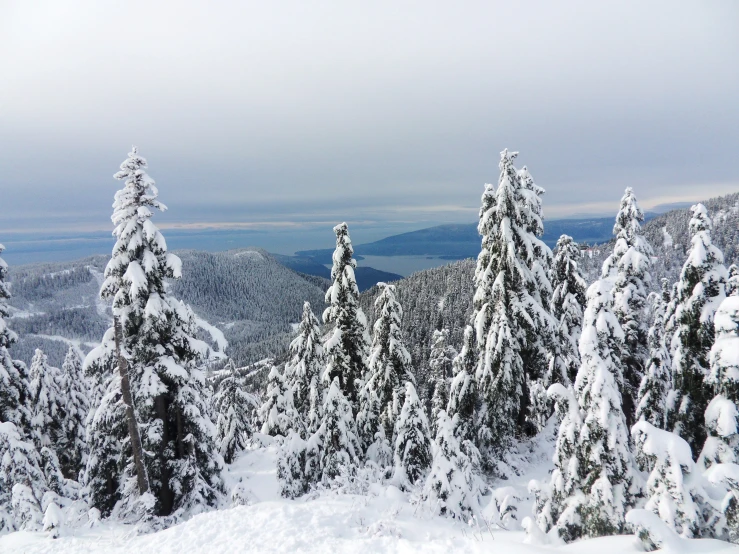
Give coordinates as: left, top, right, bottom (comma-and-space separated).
114, 316, 150, 495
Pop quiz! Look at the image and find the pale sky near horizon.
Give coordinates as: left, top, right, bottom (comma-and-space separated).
1, 1, 738, 235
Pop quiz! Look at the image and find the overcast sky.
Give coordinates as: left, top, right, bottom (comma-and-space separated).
1, 1, 738, 237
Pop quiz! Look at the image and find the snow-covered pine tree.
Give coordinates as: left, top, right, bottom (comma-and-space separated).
323, 222, 370, 410
28, 349, 65, 452
561, 279, 634, 540
277, 431, 308, 498
0, 421, 48, 533
428, 328, 456, 437
472, 149, 547, 456
726, 264, 739, 297
59, 346, 88, 479
635, 279, 672, 430
305, 377, 361, 484
632, 420, 719, 538
518, 165, 557, 426
90, 147, 223, 519
361, 282, 414, 449
447, 326, 477, 456
549, 234, 587, 386
601, 188, 653, 429
0, 243, 32, 432
392, 382, 432, 488
700, 293, 739, 468
284, 302, 324, 436
259, 363, 298, 437
472, 150, 534, 457
214, 372, 258, 464
666, 204, 728, 457
83, 333, 128, 517
529, 383, 582, 538
422, 410, 480, 519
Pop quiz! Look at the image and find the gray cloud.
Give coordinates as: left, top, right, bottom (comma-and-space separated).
1, 0, 737, 234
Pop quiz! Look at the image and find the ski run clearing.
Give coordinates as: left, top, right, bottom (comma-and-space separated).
2, 434, 736, 554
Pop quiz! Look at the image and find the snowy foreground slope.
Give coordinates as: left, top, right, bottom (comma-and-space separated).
2, 436, 736, 554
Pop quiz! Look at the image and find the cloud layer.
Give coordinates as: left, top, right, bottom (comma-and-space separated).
1, 1, 737, 233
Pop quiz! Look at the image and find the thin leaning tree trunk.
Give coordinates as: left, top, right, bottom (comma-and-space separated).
114, 316, 150, 495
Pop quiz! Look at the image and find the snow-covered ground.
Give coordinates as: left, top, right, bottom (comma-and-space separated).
2, 436, 737, 553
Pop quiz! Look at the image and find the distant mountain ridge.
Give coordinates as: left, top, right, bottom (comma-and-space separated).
296, 214, 661, 264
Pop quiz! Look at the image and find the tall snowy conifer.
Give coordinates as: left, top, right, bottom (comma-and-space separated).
601, 188, 653, 429
0, 243, 32, 432
392, 382, 432, 488
0, 421, 48, 533
530, 384, 582, 538
471, 149, 553, 456
549, 234, 587, 386
546, 280, 634, 540
59, 346, 88, 479
666, 204, 727, 457
323, 223, 370, 412
423, 410, 480, 519
428, 328, 455, 437
284, 302, 324, 436
214, 373, 258, 464
259, 364, 298, 437
635, 280, 672, 430
447, 326, 478, 458
361, 282, 414, 448
305, 377, 361, 484
87, 147, 223, 519
700, 293, 739, 468
28, 349, 64, 451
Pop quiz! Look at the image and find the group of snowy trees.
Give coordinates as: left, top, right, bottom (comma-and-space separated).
1, 240, 89, 532
530, 192, 739, 546
255, 223, 437, 498
2, 144, 739, 547
1, 148, 230, 534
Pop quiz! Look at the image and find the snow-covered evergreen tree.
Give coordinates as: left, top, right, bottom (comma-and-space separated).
602, 188, 653, 428
635, 280, 672, 429
428, 328, 455, 436
726, 264, 739, 298
0, 421, 48, 533
700, 294, 739, 469
277, 431, 308, 498
83, 336, 127, 517
549, 234, 587, 386
422, 410, 480, 519
214, 373, 258, 464
259, 364, 298, 437
471, 149, 554, 456
362, 282, 414, 448
632, 420, 719, 538
544, 279, 634, 541
305, 377, 360, 484
88, 147, 223, 519
284, 302, 324, 436
392, 382, 432, 488
0, 243, 32, 433
323, 222, 370, 410
447, 326, 477, 455
667, 204, 727, 457
28, 349, 65, 452
529, 384, 582, 538
59, 346, 88, 479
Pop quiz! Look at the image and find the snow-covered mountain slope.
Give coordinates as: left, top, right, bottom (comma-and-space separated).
2, 431, 735, 554
6, 248, 326, 368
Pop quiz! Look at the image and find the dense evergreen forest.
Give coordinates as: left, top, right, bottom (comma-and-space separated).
2, 148, 739, 550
